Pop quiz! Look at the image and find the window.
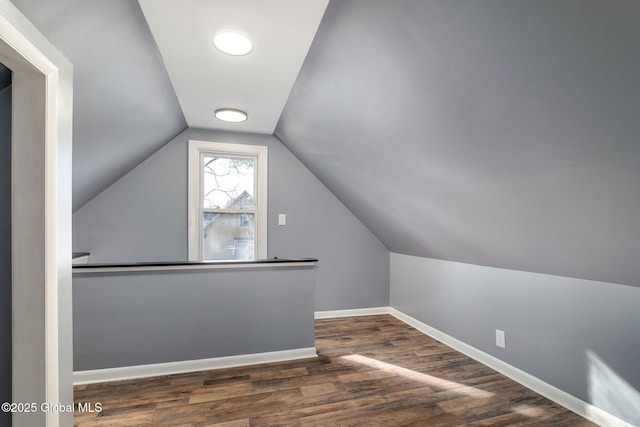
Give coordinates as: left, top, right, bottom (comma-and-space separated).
188, 140, 267, 261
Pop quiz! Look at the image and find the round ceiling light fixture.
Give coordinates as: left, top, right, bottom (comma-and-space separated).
214, 108, 248, 123
213, 31, 253, 56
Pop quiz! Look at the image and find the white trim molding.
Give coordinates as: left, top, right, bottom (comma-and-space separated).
74, 347, 317, 385
315, 306, 631, 426
388, 308, 634, 427
314, 307, 391, 319
74, 306, 632, 426
187, 140, 268, 261
2, 4, 74, 426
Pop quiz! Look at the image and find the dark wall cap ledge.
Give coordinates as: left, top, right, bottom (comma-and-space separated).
72, 258, 319, 274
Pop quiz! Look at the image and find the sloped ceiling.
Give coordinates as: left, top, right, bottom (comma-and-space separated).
10, 0, 327, 211
276, 0, 640, 287
8, 0, 640, 287
138, 0, 328, 134
11, 0, 187, 211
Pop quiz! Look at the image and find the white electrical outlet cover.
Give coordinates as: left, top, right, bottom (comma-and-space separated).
496, 330, 506, 348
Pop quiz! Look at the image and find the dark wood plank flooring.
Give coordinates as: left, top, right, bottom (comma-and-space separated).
74, 315, 595, 426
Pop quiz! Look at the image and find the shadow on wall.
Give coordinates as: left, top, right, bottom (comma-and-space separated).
587, 351, 640, 426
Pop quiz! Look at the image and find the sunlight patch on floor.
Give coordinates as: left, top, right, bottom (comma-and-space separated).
342, 354, 494, 398
510, 403, 560, 418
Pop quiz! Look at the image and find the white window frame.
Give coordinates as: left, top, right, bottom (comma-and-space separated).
188, 140, 268, 261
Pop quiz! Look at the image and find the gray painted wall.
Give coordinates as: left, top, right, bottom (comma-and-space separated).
73, 128, 389, 310
11, 0, 187, 211
390, 253, 640, 426
74, 266, 315, 370
277, 0, 640, 289
0, 82, 11, 427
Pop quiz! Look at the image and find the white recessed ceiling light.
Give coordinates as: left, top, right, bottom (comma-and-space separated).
214, 109, 248, 123
213, 31, 253, 56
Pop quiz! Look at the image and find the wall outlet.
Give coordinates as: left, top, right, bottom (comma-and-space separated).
496, 329, 506, 348
278, 214, 287, 226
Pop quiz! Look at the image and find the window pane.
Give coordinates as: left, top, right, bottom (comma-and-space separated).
202, 212, 255, 260
202, 156, 255, 209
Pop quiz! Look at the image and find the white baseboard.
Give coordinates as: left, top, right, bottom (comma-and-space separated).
74, 307, 632, 426
388, 308, 633, 427
314, 306, 391, 319
73, 347, 317, 385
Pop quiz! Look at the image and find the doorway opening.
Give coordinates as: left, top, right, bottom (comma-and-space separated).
1, 5, 74, 424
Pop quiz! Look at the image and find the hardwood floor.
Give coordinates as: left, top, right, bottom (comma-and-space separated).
74, 315, 595, 426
